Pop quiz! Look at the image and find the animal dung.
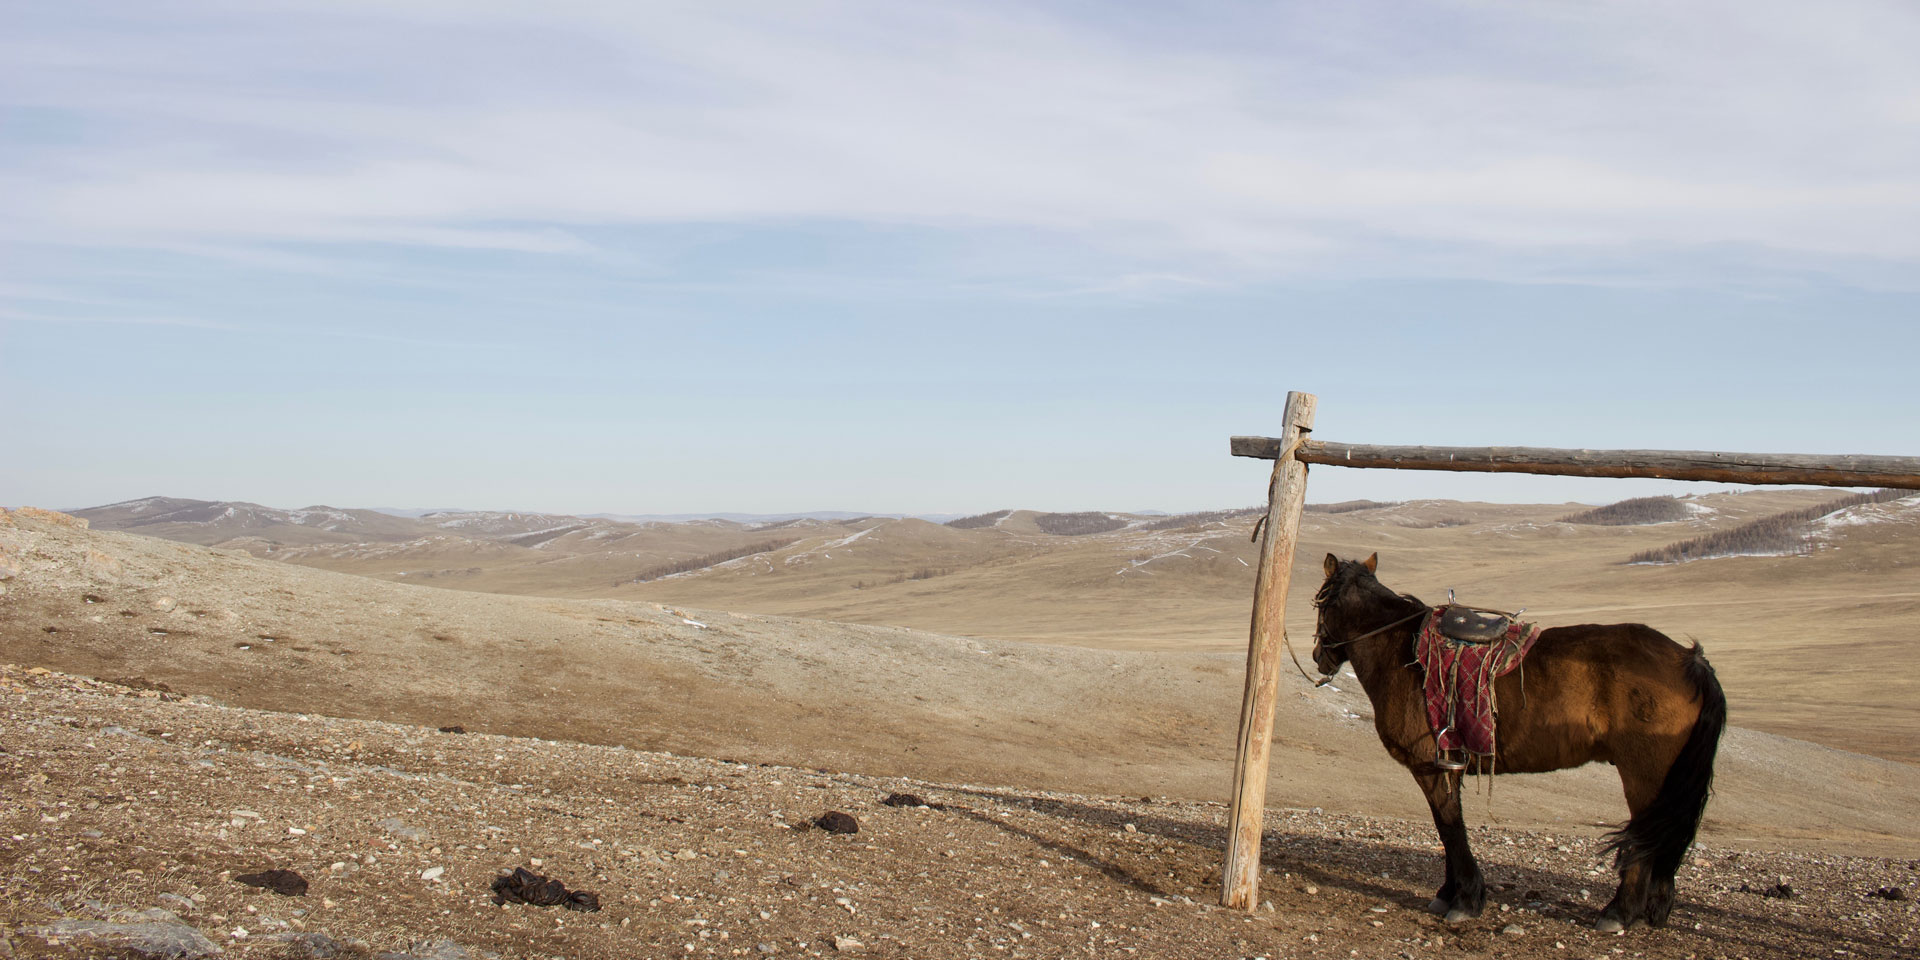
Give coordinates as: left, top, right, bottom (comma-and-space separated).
881, 792, 938, 809
814, 811, 860, 835
233, 868, 309, 897
490, 867, 601, 912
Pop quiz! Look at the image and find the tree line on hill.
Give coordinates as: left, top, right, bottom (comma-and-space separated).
622, 538, 801, 583
1138, 507, 1264, 532
945, 510, 1011, 529
1628, 488, 1912, 564
1303, 500, 1400, 514
1033, 512, 1127, 536
1560, 496, 1693, 526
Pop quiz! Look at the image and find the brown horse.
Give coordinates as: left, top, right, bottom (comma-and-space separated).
1310, 553, 1725, 933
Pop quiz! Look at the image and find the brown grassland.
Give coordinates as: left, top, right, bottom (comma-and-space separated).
5, 490, 1918, 958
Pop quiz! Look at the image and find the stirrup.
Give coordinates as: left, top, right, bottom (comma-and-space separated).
1433, 727, 1468, 771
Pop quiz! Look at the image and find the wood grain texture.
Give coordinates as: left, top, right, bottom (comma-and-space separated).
1228, 438, 1920, 489
1222, 391, 1317, 910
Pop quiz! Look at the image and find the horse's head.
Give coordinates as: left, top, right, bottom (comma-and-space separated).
1311, 551, 1407, 674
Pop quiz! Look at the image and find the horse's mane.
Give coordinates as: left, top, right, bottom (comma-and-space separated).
1314, 561, 1425, 615
1311, 573, 1341, 608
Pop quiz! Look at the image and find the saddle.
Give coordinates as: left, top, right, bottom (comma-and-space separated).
1436, 605, 1515, 643
1435, 588, 1522, 643
1419, 592, 1541, 771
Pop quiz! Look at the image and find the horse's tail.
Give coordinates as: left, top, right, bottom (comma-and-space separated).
1602, 642, 1726, 878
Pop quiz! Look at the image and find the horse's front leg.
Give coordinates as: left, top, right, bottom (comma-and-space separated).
1415, 770, 1485, 923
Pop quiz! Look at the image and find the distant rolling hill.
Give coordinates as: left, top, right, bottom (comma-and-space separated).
63, 489, 1920, 765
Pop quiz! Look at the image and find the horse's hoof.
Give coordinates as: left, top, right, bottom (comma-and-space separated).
1443, 908, 1475, 925
1426, 898, 1449, 917
1594, 917, 1625, 934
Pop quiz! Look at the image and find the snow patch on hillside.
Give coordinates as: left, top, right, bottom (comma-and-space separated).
1114, 536, 1225, 576
1813, 494, 1920, 532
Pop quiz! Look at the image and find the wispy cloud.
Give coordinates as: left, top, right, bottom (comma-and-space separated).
0, 307, 238, 331
3, 1, 1918, 284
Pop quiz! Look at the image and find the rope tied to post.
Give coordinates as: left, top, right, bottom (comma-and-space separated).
1249, 431, 1311, 544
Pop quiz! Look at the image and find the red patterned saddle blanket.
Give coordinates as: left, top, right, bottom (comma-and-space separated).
1416, 606, 1542, 757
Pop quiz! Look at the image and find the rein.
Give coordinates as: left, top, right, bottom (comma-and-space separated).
1292, 606, 1431, 687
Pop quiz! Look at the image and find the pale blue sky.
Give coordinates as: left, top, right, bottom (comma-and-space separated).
4, 1, 1918, 515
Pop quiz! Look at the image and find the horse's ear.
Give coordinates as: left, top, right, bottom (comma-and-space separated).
1324, 553, 1338, 577
1363, 552, 1378, 573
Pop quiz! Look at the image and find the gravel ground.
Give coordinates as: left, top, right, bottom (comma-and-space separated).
3, 665, 1915, 960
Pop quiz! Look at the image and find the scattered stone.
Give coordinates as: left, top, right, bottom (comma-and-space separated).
1741, 881, 1795, 899
880, 792, 928, 808
106, 676, 173, 694
31, 917, 220, 958
376, 817, 426, 840
150, 597, 177, 612
234, 868, 309, 897
490, 867, 600, 912
376, 939, 500, 960
421, 866, 445, 882
263, 931, 345, 958
81, 548, 122, 579
116, 908, 185, 924
156, 894, 197, 913
757, 942, 778, 954
815, 811, 860, 835
832, 935, 865, 952
1501, 923, 1525, 936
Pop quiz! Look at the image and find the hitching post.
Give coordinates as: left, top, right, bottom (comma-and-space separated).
1218, 414, 1920, 910
1221, 389, 1316, 910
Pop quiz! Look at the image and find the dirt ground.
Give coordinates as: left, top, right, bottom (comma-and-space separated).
3, 665, 1916, 960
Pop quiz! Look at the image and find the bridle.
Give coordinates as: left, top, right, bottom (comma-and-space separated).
1293, 602, 1430, 687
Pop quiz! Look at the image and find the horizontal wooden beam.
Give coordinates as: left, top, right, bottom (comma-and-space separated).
1229, 438, 1920, 489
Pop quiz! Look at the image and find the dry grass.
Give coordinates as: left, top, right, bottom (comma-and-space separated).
40, 490, 1920, 766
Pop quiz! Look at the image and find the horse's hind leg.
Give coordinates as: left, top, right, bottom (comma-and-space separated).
1645, 875, 1676, 927
1599, 857, 1653, 933
1598, 755, 1663, 933
1415, 771, 1484, 922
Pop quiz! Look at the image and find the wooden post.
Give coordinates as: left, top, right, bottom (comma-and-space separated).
1221, 390, 1316, 911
